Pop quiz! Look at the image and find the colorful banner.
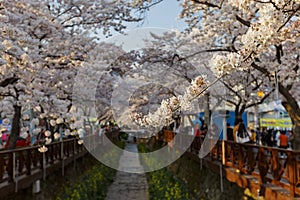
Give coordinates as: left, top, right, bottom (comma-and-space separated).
260, 118, 292, 128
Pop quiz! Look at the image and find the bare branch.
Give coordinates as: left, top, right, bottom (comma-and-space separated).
137, 0, 164, 11
192, 0, 221, 9
245, 88, 275, 109
235, 15, 251, 27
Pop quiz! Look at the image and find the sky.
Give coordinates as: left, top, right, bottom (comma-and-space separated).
132, 0, 186, 30
104, 0, 187, 51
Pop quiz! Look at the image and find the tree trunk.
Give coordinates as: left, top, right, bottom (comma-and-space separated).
8, 105, 21, 149
251, 62, 300, 149
282, 101, 300, 150
234, 114, 242, 125
234, 105, 245, 125
279, 83, 300, 150
292, 124, 300, 150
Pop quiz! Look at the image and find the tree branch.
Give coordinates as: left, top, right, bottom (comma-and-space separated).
137, 0, 164, 11
245, 88, 275, 109
277, 5, 300, 32
179, 47, 236, 61
0, 76, 18, 87
192, 0, 221, 9
235, 15, 251, 27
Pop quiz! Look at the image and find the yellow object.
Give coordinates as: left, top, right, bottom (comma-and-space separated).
257, 91, 264, 98
260, 118, 292, 128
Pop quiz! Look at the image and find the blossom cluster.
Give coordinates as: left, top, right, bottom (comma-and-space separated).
133, 75, 209, 127
210, 53, 243, 76
240, 5, 284, 58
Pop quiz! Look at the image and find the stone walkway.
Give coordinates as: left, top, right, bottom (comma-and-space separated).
105, 143, 149, 200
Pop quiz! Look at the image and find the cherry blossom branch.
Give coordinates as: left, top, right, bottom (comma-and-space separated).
133, 72, 228, 127
189, 73, 227, 102
277, 5, 300, 32
178, 47, 236, 61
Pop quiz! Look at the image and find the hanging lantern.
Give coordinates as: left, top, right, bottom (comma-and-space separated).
257, 91, 264, 98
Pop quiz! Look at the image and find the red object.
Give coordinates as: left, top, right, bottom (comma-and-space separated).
2, 134, 7, 142
194, 125, 201, 137
279, 134, 289, 147
4, 136, 29, 149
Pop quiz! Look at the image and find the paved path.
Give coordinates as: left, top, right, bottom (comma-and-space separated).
105, 143, 149, 200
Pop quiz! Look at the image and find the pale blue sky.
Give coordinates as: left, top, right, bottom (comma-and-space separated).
132, 0, 186, 30
105, 0, 187, 51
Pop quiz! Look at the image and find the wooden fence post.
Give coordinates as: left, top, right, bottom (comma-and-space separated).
288, 152, 296, 198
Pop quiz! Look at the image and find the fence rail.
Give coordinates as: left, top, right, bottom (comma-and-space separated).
0, 130, 121, 198
2, 130, 299, 198
163, 132, 300, 198
0, 138, 87, 197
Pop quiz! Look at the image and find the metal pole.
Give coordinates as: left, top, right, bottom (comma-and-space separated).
254, 104, 258, 129
200, 157, 203, 170
222, 113, 227, 141
220, 163, 223, 193
12, 152, 16, 182
29, 109, 35, 144
12, 152, 17, 192
15, 178, 18, 193
59, 127, 64, 176
73, 140, 76, 171
61, 141, 64, 176
275, 69, 280, 119
43, 152, 46, 180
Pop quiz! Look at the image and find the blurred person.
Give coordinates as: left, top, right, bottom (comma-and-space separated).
199, 117, 208, 137
255, 127, 261, 145
5, 135, 30, 149
200, 123, 208, 137
274, 129, 281, 147
193, 122, 201, 152
288, 130, 294, 149
249, 129, 256, 144
279, 130, 289, 149
233, 119, 242, 142
236, 121, 251, 144
226, 123, 234, 141
261, 128, 267, 146
266, 129, 274, 147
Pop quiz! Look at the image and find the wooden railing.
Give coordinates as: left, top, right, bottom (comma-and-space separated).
221, 140, 300, 197
2, 130, 299, 198
164, 133, 300, 198
0, 130, 121, 197
0, 138, 87, 197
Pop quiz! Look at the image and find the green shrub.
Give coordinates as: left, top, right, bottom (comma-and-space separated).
138, 143, 190, 200
55, 141, 125, 200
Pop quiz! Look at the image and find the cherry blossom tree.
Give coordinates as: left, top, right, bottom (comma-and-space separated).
220, 69, 274, 124
121, 31, 273, 129
0, 0, 143, 149
179, 0, 300, 149
131, 0, 300, 149
0, 1, 49, 149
